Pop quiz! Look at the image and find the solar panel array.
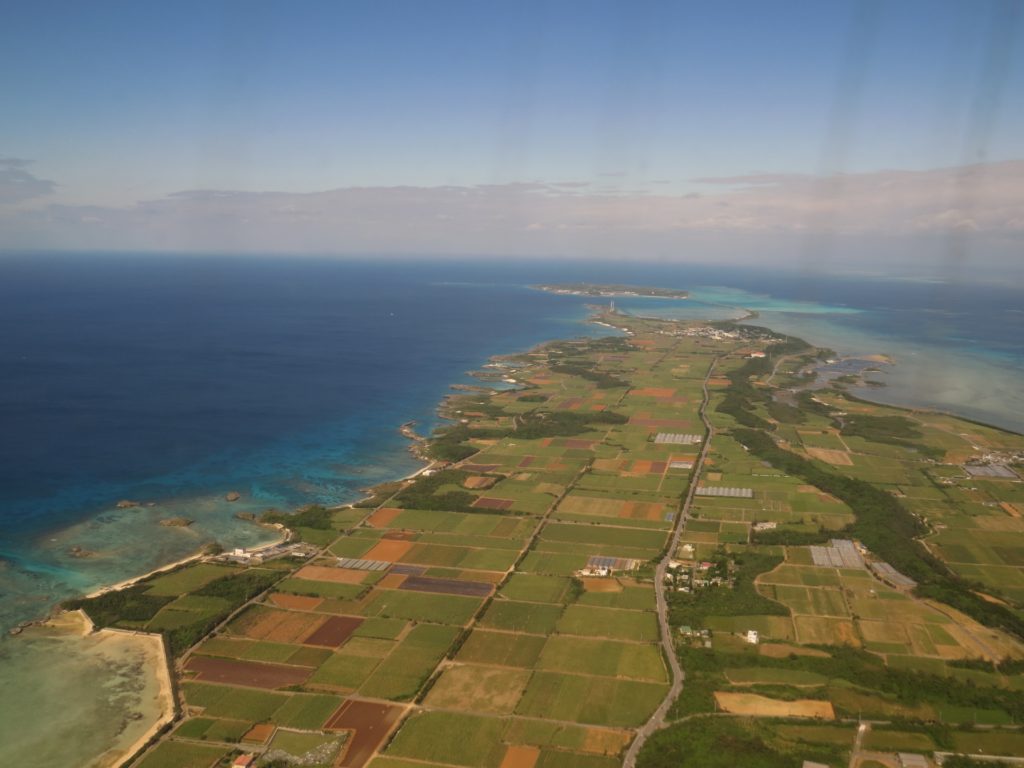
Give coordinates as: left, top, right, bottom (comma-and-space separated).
964, 464, 1018, 479
695, 486, 753, 498
810, 540, 864, 569
335, 558, 390, 571
869, 561, 917, 588
654, 433, 702, 445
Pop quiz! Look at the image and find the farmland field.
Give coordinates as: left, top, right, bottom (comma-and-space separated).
133, 311, 1024, 768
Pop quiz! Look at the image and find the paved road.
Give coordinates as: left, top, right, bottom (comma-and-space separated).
623, 355, 719, 768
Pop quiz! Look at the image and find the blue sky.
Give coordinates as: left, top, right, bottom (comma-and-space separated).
1, 0, 1022, 266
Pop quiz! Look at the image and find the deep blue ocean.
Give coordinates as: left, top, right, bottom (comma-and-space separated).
0, 254, 1022, 629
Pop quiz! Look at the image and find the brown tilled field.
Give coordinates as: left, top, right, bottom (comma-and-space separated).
366, 507, 403, 528
185, 656, 311, 689
580, 577, 622, 593
303, 616, 364, 647
377, 573, 407, 589
233, 607, 325, 644
242, 723, 276, 743
270, 593, 323, 611
620, 501, 667, 521
631, 387, 676, 398
296, 565, 368, 584
363, 539, 415, 562
472, 497, 515, 510
325, 700, 406, 768
499, 745, 540, 768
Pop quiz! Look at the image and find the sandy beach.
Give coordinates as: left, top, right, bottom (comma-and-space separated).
83, 524, 289, 600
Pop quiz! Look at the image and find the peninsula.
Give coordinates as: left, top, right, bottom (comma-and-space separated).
62, 308, 1024, 768
533, 283, 689, 299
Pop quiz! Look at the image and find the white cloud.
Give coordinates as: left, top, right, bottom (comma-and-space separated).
2, 160, 1022, 263
0, 157, 56, 204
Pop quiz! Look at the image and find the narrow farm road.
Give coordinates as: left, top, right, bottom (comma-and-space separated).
623, 355, 719, 768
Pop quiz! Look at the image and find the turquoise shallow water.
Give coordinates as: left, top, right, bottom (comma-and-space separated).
620, 283, 1024, 434
0, 618, 168, 768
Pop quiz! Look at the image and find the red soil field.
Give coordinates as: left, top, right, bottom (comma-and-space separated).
242, 723, 276, 743
363, 539, 414, 562
631, 387, 676, 398
628, 460, 667, 475
270, 593, 323, 612
185, 656, 310, 689
296, 565, 368, 584
325, 700, 406, 768
500, 745, 540, 768
377, 573, 407, 589
366, 507, 402, 528
580, 577, 622, 593
302, 616, 364, 647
